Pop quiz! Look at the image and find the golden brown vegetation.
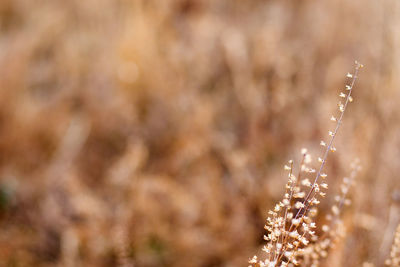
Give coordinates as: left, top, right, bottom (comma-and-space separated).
386, 224, 400, 267
0, 0, 400, 267
249, 63, 362, 267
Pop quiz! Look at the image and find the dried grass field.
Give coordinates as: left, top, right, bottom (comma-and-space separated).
0, 0, 400, 266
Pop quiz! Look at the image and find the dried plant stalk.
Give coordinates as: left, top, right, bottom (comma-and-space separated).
249, 61, 363, 267
385, 224, 400, 267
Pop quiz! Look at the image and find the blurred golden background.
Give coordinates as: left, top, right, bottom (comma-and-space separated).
0, 0, 399, 266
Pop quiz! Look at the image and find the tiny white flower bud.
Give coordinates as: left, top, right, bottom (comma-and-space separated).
322, 225, 330, 232
332, 205, 340, 215
341, 185, 349, 194
295, 202, 305, 209
321, 183, 328, 189
294, 192, 306, 198
292, 218, 301, 226
301, 179, 311, 187
301, 237, 309, 245
249, 255, 258, 264
311, 198, 320, 205
314, 185, 320, 193
307, 168, 316, 173
289, 230, 299, 239
304, 154, 312, 164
